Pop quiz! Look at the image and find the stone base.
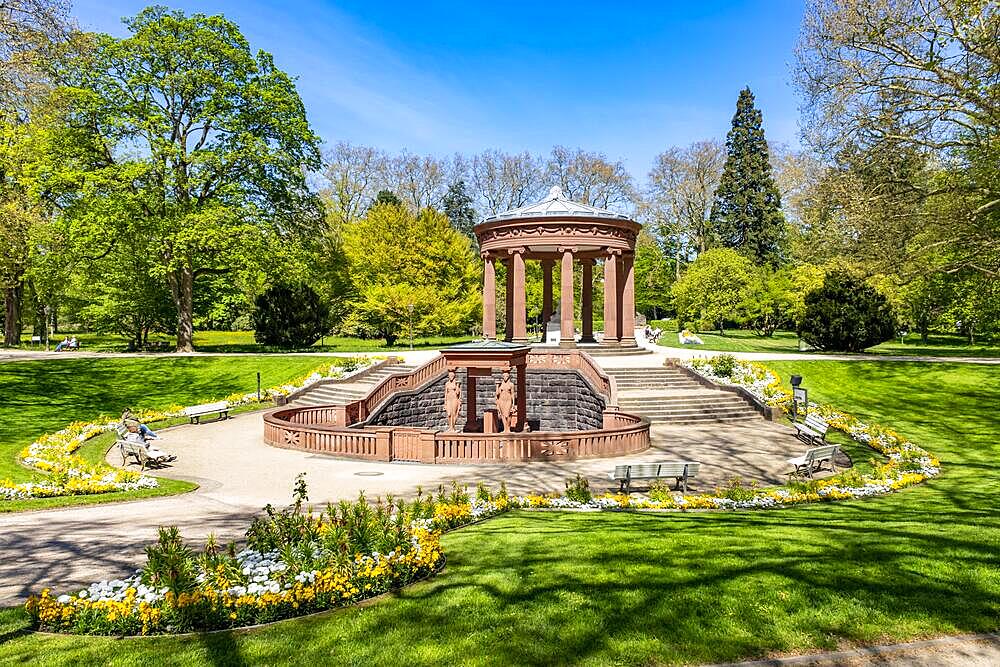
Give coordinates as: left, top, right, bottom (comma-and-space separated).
601, 339, 621, 347
578, 336, 597, 344
558, 340, 577, 348
619, 337, 638, 348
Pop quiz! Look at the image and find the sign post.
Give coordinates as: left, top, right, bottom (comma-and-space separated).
792, 386, 808, 421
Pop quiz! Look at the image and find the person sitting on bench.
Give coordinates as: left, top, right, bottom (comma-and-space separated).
124, 422, 175, 462
122, 409, 159, 439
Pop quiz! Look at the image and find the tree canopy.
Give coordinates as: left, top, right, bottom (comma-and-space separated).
33, 7, 321, 351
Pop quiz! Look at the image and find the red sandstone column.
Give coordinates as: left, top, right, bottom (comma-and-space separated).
559, 247, 576, 348
621, 253, 637, 347
465, 368, 478, 431
482, 254, 496, 340
511, 248, 528, 343
540, 259, 554, 343
580, 259, 595, 343
504, 259, 514, 341
602, 251, 619, 346
515, 363, 527, 431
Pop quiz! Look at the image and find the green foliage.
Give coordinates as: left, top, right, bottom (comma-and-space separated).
715, 477, 759, 502
252, 283, 329, 348
564, 474, 592, 503
711, 354, 737, 377
34, 7, 322, 351
800, 272, 897, 351
371, 190, 402, 208
671, 248, 756, 333
442, 179, 477, 240
142, 526, 198, 596
710, 88, 787, 267
745, 269, 795, 337
341, 204, 479, 346
633, 230, 673, 319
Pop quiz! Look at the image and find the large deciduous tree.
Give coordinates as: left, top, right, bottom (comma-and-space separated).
796, 0, 1000, 277
710, 88, 787, 267
341, 203, 479, 346
40, 7, 321, 351
671, 248, 757, 334
0, 0, 69, 346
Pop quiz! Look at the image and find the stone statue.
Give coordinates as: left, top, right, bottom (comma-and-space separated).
495, 370, 515, 432
444, 369, 462, 431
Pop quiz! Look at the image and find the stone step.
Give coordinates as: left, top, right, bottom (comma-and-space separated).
632, 406, 759, 418
652, 414, 761, 425
619, 398, 752, 410
614, 380, 702, 388
620, 396, 755, 408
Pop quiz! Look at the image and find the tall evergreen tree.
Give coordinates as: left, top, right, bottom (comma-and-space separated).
442, 179, 477, 240
710, 87, 787, 266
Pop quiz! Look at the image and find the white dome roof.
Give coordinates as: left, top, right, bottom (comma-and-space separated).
482, 186, 630, 223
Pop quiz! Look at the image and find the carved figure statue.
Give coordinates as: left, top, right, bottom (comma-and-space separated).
495, 370, 515, 432
444, 369, 462, 431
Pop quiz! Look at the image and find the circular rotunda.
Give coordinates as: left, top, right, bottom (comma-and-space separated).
474, 186, 642, 348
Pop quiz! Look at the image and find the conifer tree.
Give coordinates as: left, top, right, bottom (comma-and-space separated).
710, 87, 787, 266
442, 179, 477, 240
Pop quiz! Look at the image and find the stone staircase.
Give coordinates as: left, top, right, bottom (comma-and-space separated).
292, 362, 419, 407
605, 366, 761, 424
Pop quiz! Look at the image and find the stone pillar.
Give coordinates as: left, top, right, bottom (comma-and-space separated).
602, 251, 619, 346
580, 259, 595, 343
621, 253, 637, 347
515, 363, 527, 431
511, 248, 528, 343
559, 247, 575, 348
504, 259, 514, 341
540, 259, 554, 342
465, 369, 478, 431
482, 254, 496, 340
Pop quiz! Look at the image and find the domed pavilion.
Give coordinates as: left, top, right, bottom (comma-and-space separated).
474, 186, 642, 348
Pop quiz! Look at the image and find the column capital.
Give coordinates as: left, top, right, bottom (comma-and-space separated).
557, 246, 578, 254
606, 249, 623, 257
480, 250, 495, 261
507, 246, 528, 255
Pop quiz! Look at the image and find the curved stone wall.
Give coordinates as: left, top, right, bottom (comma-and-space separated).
366, 369, 606, 432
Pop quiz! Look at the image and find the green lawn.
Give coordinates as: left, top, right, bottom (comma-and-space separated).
0, 360, 997, 664
0, 356, 332, 511
13, 329, 471, 353
651, 327, 1000, 357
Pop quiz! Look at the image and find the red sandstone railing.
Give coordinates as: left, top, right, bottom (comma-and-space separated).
262, 349, 645, 464
263, 405, 648, 463
357, 354, 448, 421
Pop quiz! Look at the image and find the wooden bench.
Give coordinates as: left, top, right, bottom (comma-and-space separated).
183, 401, 230, 424
787, 444, 840, 478
609, 462, 701, 493
794, 414, 829, 446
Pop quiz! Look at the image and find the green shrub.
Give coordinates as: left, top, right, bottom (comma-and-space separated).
799, 272, 896, 352
252, 283, 330, 348
565, 474, 592, 503
712, 354, 738, 377
716, 478, 759, 502
142, 526, 198, 596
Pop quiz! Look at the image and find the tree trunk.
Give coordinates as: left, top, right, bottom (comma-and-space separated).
4, 284, 23, 346
168, 265, 195, 352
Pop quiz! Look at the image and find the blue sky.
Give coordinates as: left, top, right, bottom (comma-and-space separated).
72, 0, 805, 179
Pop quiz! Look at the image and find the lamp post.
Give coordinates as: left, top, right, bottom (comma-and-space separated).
408, 303, 414, 350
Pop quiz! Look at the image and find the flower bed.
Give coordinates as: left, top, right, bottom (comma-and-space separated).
1, 357, 376, 501
27, 480, 509, 635
511, 355, 939, 511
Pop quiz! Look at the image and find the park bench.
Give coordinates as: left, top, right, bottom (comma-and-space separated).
114, 424, 162, 471
609, 462, 701, 493
793, 413, 829, 446
183, 401, 230, 424
787, 444, 840, 478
